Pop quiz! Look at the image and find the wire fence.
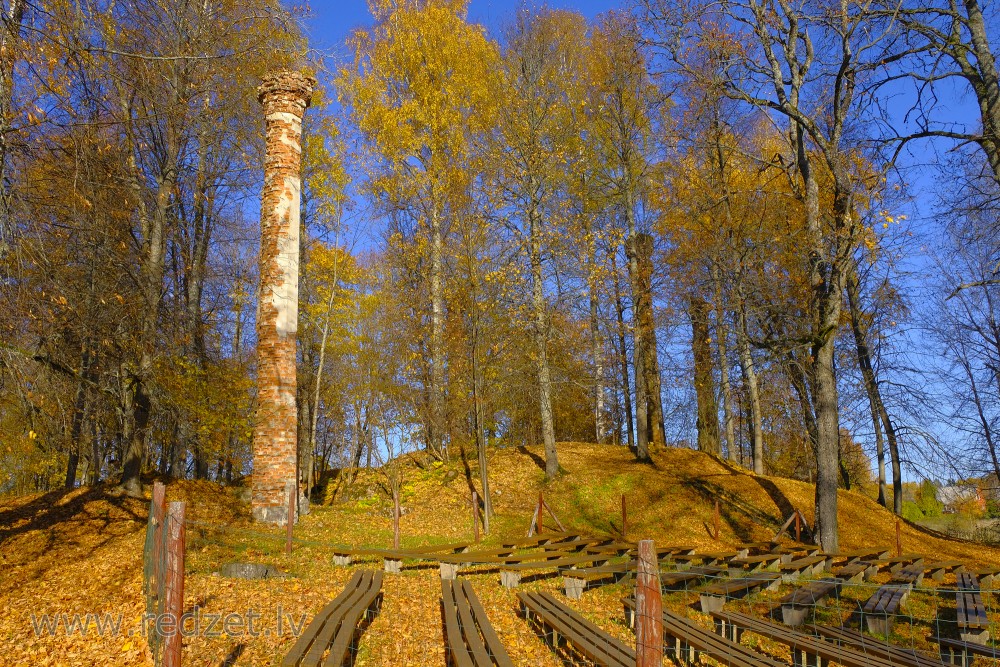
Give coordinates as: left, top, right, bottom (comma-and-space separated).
141, 509, 1000, 667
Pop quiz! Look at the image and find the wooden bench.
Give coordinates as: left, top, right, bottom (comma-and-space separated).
518, 590, 634, 666
773, 544, 823, 563
971, 566, 1000, 588
497, 532, 583, 549
699, 549, 744, 563
833, 561, 877, 583
660, 565, 727, 590
894, 563, 926, 587
738, 541, 780, 555
887, 554, 924, 575
668, 553, 708, 570
937, 636, 1000, 667
440, 544, 593, 579
559, 546, 698, 597
712, 610, 904, 667
727, 553, 782, 576
698, 571, 782, 613
500, 551, 615, 588
281, 570, 383, 667
777, 578, 841, 626
956, 572, 989, 644
834, 547, 891, 566
380, 541, 472, 573
330, 547, 380, 566
862, 583, 909, 635
927, 560, 966, 582
561, 562, 633, 599
780, 555, 831, 581
811, 624, 946, 667
441, 579, 513, 667
621, 599, 786, 667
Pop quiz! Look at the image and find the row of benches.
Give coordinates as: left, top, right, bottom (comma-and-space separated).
288, 564, 995, 667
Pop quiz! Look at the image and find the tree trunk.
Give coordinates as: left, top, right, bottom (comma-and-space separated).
690, 295, 721, 455
0, 0, 24, 252
964, 0, 1000, 184
845, 263, 899, 511
735, 303, 764, 474
590, 273, 605, 444
627, 231, 663, 459
529, 203, 559, 480
118, 78, 180, 495
712, 267, 738, 462
429, 205, 446, 459
611, 252, 635, 452
812, 334, 841, 552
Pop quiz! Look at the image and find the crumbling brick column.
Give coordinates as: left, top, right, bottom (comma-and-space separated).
253, 70, 314, 525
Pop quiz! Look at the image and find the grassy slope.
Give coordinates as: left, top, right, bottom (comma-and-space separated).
2, 442, 999, 666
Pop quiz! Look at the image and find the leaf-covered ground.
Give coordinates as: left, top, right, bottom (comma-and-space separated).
3, 442, 1000, 665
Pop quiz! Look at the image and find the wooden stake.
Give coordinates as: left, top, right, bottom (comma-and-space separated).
151, 482, 166, 595
285, 486, 295, 555
794, 510, 801, 542
635, 539, 663, 667
472, 490, 480, 543
621, 494, 628, 540
393, 488, 401, 550
163, 501, 186, 667
895, 518, 902, 556
713, 499, 720, 540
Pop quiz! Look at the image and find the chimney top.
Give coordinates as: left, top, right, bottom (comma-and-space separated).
257, 70, 316, 107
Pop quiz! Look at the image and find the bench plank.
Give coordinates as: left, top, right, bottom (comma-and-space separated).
713, 610, 908, 667
811, 624, 946, 667
699, 572, 782, 613
519, 590, 634, 667
621, 598, 786, 667
283, 570, 383, 667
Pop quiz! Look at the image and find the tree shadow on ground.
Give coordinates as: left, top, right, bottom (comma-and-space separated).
0, 484, 145, 548
517, 445, 547, 473
752, 476, 798, 524
681, 477, 784, 543
218, 644, 245, 667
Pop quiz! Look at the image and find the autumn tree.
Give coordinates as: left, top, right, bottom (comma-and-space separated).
589, 11, 666, 461
493, 8, 590, 479
340, 0, 496, 459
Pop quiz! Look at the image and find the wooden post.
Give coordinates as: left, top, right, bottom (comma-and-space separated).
285, 486, 295, 555
713, 499, 720, 540
151, 482, 166, 594
472, 490, 480, 543
621, 494, 627, 540
895, 518, 902, 556
163, 501, 186, 667
635, 539, 663, 667
794, 511, 801, 542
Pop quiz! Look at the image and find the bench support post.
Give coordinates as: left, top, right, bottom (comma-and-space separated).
792, 648, 828, 667
713, 617, 743, 643
563, 576, 586, 600
940, 645, 973, 667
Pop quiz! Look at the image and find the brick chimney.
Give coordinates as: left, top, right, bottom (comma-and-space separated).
253, 70, 314, 525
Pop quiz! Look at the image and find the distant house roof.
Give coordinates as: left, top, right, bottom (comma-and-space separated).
937, 485, 980, 508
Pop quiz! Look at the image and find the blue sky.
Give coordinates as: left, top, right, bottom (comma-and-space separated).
304, 0, 626, 54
